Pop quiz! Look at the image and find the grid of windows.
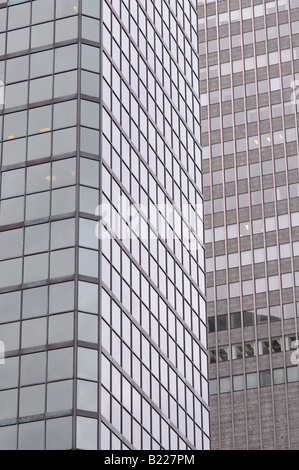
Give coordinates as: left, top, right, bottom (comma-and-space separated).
210, 365, 299, 395
100, 0, 208, 451
200, 0, 299, 450
0, 0, 208, 450
210, 333, 297, 363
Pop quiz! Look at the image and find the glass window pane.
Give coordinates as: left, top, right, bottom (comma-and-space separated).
30, 49, 54, 78
55, 17, 78, 43
260, 370, 271, 387
56, 0, 79, 18
47, 380, 73, 413
8, 3, 30, 30
28, 133, 51, 161
48, 313, 74, 344
287, 366, 299, 383
0, 390, 18, 421
23, 253, 49, 284
273, 368, 285, 385
46, 417, 72, 450
23, 286, 48, 319
52, 158, 76, 188
19, 385, 45, 417
1, 169, 25, 198
80, 158, 99, 188
2, 138, 27, 165
77, 380, 98, 412
53, 101, 77, 129
78, 282, 98, 314
7, 28, 30, 54
0, 357, 19, 391
51, 219, 75, 250
76, 417, 97, 450
55, 45, 78, 73
51, 187, 76, 216
0, 258, 22, 288
20, 352, 47, 386
19, 421, 45, 451
78, 313, 98, 344
0, 291, 21, 324
21, 318, 47, 348
231, 312, 241, 329
233, 375, 244, 391
53, 127, 77, 155
47, 348, 73, 381
0, 426, 17, 450
31, 22, 54, 48
78, 347, 98, 381
0, 228, 23, 260
24, 224, 49, 255
50, 248, 75, 279
247, 372, 257, 389
27, 163, 51, 193
0, 197, 25, 226
32, 0, 55, 24
49, 282, 74, 314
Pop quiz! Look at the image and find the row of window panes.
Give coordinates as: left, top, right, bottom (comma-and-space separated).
201, 30, 296, 57
210, 366, 299, 396
208, 277, 299, 302
0, 280, 98, 324
208, 308, 299, 333
209, 335, 296, 363
0, 416, 73, 450
207, 241, 299, 273
204, 106, 296, 132
203, 129, 297, 163
0, 413, 98, 450
0, 44, 78, 86
206, 212, 299, 245
198, 0, 291, 29
0, 17, 78, 56
205, 156, 298, 189
207, 183, 299, 215
0, 0, 78, 33
200, 50, 299, 78
101, 420, 201, 451
202, 69, 298, 105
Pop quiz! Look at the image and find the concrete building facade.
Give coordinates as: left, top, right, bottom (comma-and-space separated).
199, 0, 299, 450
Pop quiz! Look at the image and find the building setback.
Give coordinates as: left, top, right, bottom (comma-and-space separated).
199, 0, 299, 450
0, 0, 209, 450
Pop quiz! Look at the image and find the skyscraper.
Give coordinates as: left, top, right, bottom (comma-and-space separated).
0, 0, 209, 450
199, 0, 299, 450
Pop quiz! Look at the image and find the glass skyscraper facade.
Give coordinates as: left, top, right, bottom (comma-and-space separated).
0, 0, 209, 450
199, 0, 299, 450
